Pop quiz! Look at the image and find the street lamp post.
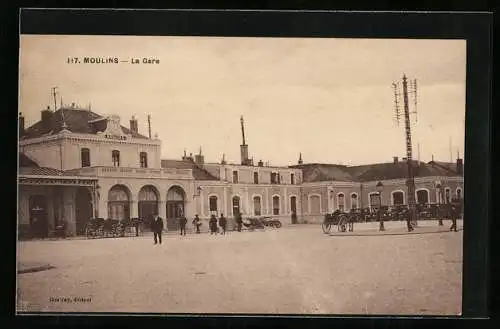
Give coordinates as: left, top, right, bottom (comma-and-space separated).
435, 182, 443, 226
94, 183, 101, 219
376, 181, 385, 231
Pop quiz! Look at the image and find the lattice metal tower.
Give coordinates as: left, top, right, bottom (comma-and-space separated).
393, 74, 419, 231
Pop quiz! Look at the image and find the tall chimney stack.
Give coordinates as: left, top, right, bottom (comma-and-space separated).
456, 158, 463, 176
240, 116, 249, 165
41, 106, 53, 131
129, 116, 138, 134
19, 112, 25, 137
393, 156, 399, 164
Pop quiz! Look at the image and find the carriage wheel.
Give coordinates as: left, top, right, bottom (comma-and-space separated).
322, 223, 332, 234
275, 222, 282, 228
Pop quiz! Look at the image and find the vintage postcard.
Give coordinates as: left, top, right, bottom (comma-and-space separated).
17, 34, 465, 315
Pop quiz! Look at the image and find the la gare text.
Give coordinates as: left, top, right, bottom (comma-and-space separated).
66, 57, 160, 64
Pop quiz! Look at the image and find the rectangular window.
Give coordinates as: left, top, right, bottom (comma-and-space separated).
291, 173, 295, 185
81, 148, 90, 167
271, 172, 277, 184
112, 150, 120, 167
140, 152, 148, 168
254, 172, 259, 184
233, 171, 239, 183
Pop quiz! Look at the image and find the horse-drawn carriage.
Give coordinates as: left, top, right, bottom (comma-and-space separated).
85, 218, 143, 239
322, 210, 353, 233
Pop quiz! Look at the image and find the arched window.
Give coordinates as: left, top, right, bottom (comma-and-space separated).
253, 196, 261, 216
112, 150, 120, 167
209, 195, 218, 212
232, 196, 241, 216
233, 170, 239, 183
272, 196, 280, 215
140, 152, 148, 168
416, 189, 429, 204
290, 196, 297, 214
81, 148, 90, 167
337, 193, 345, 212
350, 193, 358, 209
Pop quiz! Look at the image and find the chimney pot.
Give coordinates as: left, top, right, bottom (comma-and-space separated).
129, 116, 138, 134
19, 113, 25, 136
393, 156, 398, 164
456, 158, 463, 175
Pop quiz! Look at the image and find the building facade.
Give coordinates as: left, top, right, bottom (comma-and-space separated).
18, 106, 464, 238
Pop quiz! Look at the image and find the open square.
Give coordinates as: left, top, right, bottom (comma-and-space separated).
17, 222, 462, 315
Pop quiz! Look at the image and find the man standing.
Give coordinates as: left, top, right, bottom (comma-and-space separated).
179, 214, 188, 236
209, 214, 218, 235
236, 213, 243, 232
192, 214, 202, 234
219, 213, 227, 235
449, 203, 458, 232
152, 214, 164, 245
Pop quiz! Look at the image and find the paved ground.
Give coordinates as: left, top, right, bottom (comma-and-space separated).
16, 220, 463, 315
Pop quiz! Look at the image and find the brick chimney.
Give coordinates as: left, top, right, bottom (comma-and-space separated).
393, 156, 399, 164
19, 112, 25, 136
258, 160, 264, 167
456, 158, 463, 175
41, 106, 53, 131
194, 147, 205, 165
129, 116, 138, 134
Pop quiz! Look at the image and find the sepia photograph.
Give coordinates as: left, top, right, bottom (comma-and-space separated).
17, 34, 466, 315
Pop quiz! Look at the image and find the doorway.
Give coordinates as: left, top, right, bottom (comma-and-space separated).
166, 186, 186, 231
29, 195, 48, 238
76, 187, 93, 236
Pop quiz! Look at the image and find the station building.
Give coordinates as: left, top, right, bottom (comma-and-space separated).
18, 105, 464, 238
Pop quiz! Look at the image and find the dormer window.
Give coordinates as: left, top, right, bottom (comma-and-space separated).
112, 150, 120, 167
81, 148, 90, 167
140, 152, 148, 168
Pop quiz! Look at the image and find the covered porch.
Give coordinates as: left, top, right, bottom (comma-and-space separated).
18, 173, 99, 239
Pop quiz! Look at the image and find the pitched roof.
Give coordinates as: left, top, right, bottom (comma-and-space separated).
161, 159, 219, 181
18, 166, 68, 176
429, 161, 460, 174
21, 108, 149, 140
290, 163, 356, 182
19, 153, 39, 167
293, 160, 461, 183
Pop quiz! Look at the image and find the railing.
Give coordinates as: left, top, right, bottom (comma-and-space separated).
65, 166, 193, 179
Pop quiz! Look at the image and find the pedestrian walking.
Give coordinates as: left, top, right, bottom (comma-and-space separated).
219, 214, 227, 235
152, 214, 164, 245
291, 211, 298, 224
449, 204, 458, 232
209, 214, 218, 235
179, 214, 187, 236
348, 208, 355, 232
192, 214, 202, 234
236, 213, 243, 232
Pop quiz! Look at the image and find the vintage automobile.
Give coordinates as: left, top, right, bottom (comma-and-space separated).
259, 216, 282, 228
242, 217, 266, 231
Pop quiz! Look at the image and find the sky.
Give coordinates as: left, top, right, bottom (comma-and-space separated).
19, 35, 466, 166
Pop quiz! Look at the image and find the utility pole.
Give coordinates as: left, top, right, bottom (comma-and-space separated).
393, 74, 418, 231
147, 114, 152, 139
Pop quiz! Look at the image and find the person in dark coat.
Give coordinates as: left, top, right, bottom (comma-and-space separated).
291, 211, 298, 224
348, 208, 355, 232
192, 214, 202, 234
152, 214, 164, 245
449, 204, 458, 232
179, 214, 187, 236
236, 213, 243, 232
219, 214, 227, 235
209, 214, 218, 235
